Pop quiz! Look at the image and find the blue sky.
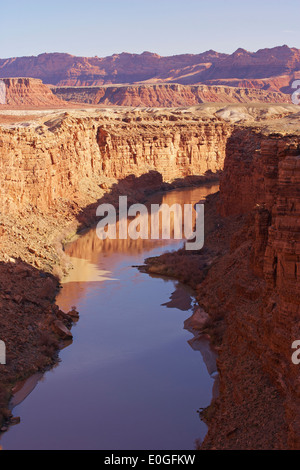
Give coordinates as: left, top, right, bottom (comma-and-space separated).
1, 0, 299, 58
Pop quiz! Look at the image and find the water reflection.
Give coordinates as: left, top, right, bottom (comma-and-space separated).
161, 282, 194, 311
67, 184, 218, 259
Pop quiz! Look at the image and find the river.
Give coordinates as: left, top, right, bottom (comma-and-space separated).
1, 184, 218, 450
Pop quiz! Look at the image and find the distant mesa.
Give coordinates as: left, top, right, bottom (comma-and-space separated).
0, 46, 299, 107
51, 83, 290, 106
0, 78, 290, 108
0, 46, 299, 90
0, 77, 66, 107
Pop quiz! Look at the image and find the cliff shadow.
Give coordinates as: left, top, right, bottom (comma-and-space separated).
74, 169, 221, 234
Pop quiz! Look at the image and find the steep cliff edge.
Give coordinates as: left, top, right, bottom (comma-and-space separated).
0, 78, 66, 107
0, 109, 231, 221
197, 127, 300, 449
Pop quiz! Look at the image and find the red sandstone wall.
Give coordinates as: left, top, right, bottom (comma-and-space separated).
218, 128, 300, 448
52, 84, 289, 107
0, 113, 231, 216
0, 78, 66, 107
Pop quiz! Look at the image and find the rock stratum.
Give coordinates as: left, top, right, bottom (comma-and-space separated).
0, 77, 290, 109
52, 83, 289, 106
0, 78, 65, 107
0, 108, 231, 221
198, 124, 300, 449
0, 104, 300, 448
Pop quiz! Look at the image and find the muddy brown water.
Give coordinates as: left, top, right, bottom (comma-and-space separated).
1, 184, 218, 450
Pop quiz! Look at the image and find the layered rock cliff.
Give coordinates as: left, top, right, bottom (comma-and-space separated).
0, 109, 231, 220
197, 126, 300, 449
0, 76, 289, 110
52, 83, 289, 107
0, 78, 66, 107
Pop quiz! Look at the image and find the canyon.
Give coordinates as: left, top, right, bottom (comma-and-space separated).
0, 106, 233, 437
0, 103, 300, 449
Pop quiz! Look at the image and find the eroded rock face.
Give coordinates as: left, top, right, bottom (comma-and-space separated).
204, 128, 300, 448
52, 83, 289, 106
0, 77, 289, 109
0, 78, 66, 107
219, 131, 300, 216
204, 75, 299, 94
0, 111, 231, 217
262, 154, 300, 448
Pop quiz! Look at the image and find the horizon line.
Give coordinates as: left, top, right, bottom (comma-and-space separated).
0, 44, 299, 61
